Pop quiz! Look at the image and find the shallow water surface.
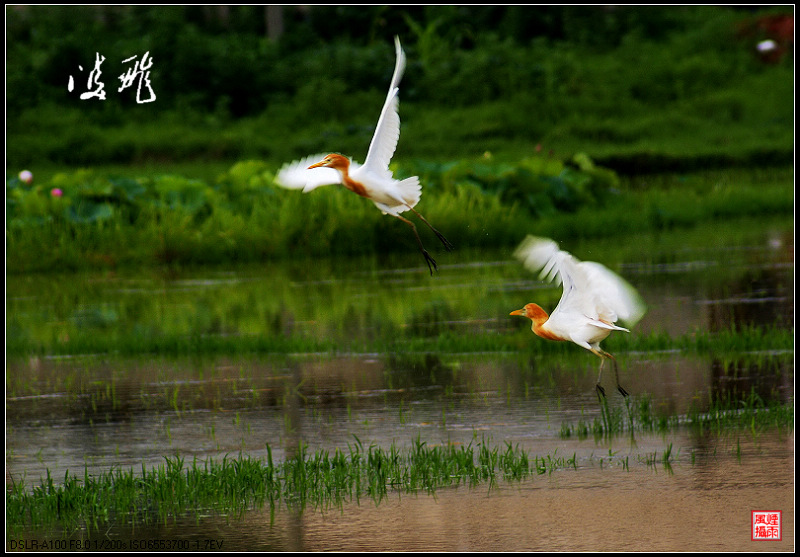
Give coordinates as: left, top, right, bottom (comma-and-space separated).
6, 221, 794, 551
206, 436, 794, 552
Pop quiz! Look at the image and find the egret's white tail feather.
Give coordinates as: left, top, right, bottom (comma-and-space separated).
375, 176, 422, 215
396, 176, 422, 208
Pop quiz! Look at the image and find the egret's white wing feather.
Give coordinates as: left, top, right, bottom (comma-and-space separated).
275, 154, 338, 191
362, 36, 405, 178
514, 236, 563, 283
514, 235, 646, 327
580, 261, 646, 325
387, 35, 406, 94
275, 154, 362, 193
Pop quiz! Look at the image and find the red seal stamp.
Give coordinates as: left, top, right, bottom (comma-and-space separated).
752, 510, 782, 541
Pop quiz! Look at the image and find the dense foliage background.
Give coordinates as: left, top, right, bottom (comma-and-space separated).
6, 5, 794, 169
5, 6, 794, 273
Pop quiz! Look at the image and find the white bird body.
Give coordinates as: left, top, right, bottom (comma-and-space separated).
348, 163, 422, 216
275, 153, 421, 215
510, 235, 646, 396
275, 36, 451, 273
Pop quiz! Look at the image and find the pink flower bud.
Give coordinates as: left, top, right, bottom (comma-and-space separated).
51, 188, 63, 197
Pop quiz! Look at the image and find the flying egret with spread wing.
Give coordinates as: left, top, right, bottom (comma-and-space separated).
510, 235, 646, 398
275, 36, 453, 274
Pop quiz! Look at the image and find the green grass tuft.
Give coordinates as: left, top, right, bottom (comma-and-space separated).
7, 436, 537, 532
559, 388, 794, 440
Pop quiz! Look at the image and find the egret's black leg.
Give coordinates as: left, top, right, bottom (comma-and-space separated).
611, 356, 629, 397
407, 206, 454, 252
392, 213, 438, 275
595, 356, 607, 398
595, 382, 607, 402
595, 350, 628, 398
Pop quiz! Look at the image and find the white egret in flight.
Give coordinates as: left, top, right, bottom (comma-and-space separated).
275, 36, 453, 274
510, 235, 646, 397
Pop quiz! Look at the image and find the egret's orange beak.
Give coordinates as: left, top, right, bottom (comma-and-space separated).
509, 308, 525, 316
307, 160, 326, 169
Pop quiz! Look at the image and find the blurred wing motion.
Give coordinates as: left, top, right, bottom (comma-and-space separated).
514, 235, 646, 328
275, 153, 361, 193
511, 235, 646, 398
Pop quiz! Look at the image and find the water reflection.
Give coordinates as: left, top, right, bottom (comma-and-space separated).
264, 437, 792, 552
6, 350, 793, 486
5, 221, 794, 550
710, 356, 794, 401
6, 222, 794, 357
704, 263, 794, 331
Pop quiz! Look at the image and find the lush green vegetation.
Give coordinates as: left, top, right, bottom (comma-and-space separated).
6, 6, 793, 168
7, 205, 794, 360
5, 161, 794, 274
5, 437, 539, 532
6, 6, 793, 273
6, 6, 794, 537
6, 317, 795, 360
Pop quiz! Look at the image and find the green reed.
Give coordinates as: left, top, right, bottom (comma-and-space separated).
9, 389, 790, 534
559, 388, 794, 440
6, 436, 551, 533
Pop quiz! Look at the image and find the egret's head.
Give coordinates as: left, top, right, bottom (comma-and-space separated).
308, 153, 349, 171
509, 303, 548, 321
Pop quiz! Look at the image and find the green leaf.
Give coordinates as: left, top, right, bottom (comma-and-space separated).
66, 200, 114, 223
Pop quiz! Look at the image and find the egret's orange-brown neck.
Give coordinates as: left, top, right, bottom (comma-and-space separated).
511, 303, 565, 342
308, 154, 368, 198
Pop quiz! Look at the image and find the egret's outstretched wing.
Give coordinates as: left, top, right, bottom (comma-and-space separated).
361, 36, 405, 178
275, 154, 348, 193
514, 236, 592, 321
578, 261, 646, 325
514, 235, 646, 327
514, 236, 565, 285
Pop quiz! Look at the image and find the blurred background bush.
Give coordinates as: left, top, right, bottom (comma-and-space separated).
6, 6, 793, 272
6, 5, 794, 169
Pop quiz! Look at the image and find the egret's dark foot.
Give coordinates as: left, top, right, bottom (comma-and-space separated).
435, 229, 454, 252
611, 359, 627, 397
595, 383, 606, 399
422, 250, 438, 276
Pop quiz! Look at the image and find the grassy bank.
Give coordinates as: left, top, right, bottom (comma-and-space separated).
7, 7, 793, 274
6, 161, 794, 274
6, 321, 795, 361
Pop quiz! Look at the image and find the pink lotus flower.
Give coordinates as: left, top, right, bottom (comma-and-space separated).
19, 170, 33, 184
51, 188, 63, 197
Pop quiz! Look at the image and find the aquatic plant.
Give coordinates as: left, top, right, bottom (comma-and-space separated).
559, 388, 794, 440
6, 436, 542, 533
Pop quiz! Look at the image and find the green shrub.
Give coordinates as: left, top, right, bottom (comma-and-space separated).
5, 157, 793, 273
6, 6, 793, 169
